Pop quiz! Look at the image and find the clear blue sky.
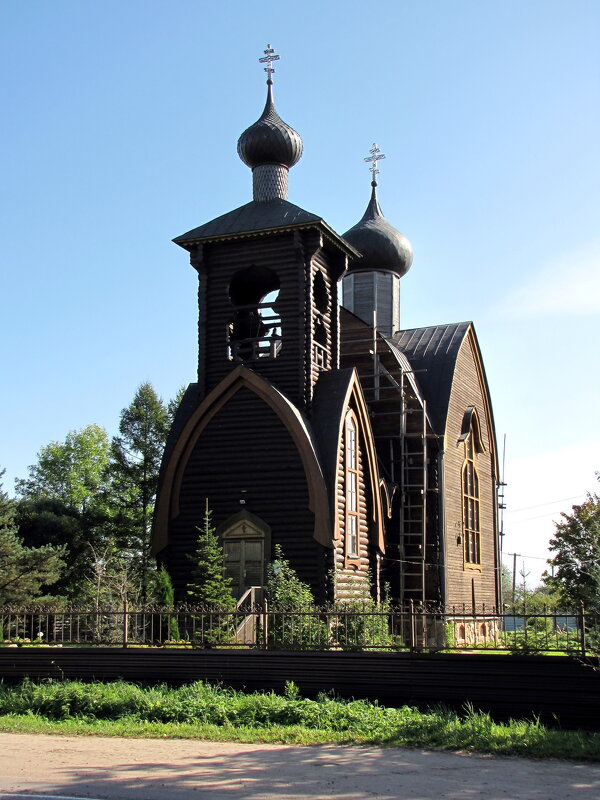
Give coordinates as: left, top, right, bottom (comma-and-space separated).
2, 1, 598, 583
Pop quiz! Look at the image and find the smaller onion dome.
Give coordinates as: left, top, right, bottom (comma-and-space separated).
237, 81, 303, 169
343, 183, 413, 277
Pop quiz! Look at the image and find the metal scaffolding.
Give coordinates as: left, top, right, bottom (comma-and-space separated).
342, 328, 429, 603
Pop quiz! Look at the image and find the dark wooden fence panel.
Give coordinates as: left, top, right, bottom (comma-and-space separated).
1, 648, 598, 731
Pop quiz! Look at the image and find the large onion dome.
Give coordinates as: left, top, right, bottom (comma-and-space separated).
343, 182, 413, 277
237, 81, 303, 169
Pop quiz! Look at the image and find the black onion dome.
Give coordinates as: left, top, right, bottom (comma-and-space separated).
343, 184, 413, 277
237, 82, 303, 169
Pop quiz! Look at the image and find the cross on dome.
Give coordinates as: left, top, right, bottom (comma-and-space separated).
259, 44, 280, 83
364, 143, 386, 184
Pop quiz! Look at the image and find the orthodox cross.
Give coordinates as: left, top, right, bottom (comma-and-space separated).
259, 44, 280, 82
364, 143, 386, 182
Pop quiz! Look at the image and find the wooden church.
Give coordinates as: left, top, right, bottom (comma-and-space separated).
152, 48, 500, 609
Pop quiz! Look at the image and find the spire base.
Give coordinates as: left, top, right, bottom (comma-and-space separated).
253, 164, 289, 201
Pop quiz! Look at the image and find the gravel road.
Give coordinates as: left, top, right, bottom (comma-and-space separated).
1, 733, 600, 799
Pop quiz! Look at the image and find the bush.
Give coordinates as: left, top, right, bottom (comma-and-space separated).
265, 546, 329, 650
332, 597, 396, 651
151, 567, 180, 641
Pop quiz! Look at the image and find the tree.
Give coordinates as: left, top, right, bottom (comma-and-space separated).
186, 506, 235, 647
0, 471, 65, 605
109, 383, 170, 600
167, 385, 187, 428
187, 505, 235, 609
544, 478, 600, 611
152, 565, 180, 640
15, 425, 110, 514
14, 425, 112, 600
16, 498, 92, 600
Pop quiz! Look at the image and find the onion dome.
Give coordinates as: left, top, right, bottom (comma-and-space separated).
237, 81, 303, 169
343, 182, 413, 277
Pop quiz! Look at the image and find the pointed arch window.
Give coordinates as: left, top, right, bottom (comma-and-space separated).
462, 424, 481, 565
345, 412, 359, 558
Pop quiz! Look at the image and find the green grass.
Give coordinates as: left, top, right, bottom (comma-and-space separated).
0, 679, 598, 761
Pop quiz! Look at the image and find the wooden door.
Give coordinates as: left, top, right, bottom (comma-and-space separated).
224, 538, 264, 600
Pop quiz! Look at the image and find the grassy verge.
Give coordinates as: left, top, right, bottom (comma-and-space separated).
0, 679, 598, 760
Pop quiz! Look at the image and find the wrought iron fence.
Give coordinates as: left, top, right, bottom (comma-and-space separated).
0, 603, 596, 655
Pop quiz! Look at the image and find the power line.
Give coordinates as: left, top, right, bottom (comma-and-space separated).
505, 510, 572, 525
502, 551, 548, 562
506, 494, 586, 515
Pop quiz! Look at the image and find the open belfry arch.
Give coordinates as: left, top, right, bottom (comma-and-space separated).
153, 46, 500, 609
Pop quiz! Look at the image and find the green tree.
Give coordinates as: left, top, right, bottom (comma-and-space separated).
186, 506, 235, 646
545, 479, 600, 611
167, 385, 187, 428
15, 425, 110, 514
0, 472, 65, 605
16, 499, 92, 600
14, 425, 112, 600
187, 506, 235, 609
109, 383, 170, 600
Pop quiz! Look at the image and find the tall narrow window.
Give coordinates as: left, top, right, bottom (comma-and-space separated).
346, 413, 359, 558
462, 433, 481, 564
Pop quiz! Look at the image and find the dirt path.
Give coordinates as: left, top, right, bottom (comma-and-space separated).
1, 733, 599, 799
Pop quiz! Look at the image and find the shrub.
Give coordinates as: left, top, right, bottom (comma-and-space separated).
265, 545, 329, 650
332, 597, 396, 651
152, 566, 180, 641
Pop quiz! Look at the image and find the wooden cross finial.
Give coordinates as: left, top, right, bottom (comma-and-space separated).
259, 44, 280, 83
364, 143, 386, 183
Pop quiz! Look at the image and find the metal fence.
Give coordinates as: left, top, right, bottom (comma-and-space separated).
0, 603, 596, 655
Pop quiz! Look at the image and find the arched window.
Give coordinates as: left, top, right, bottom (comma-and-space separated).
345, 413, 359, 558
313, 318, 329, 370
228, 265, 281, 361
462, 427, 481, 565
313, 269, 329, 314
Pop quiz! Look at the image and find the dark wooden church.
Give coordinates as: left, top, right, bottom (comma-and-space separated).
152, 48, 500, 609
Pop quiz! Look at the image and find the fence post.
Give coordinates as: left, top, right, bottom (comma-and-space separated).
122, 598, 129, 649
580, 602, 586, 657
409, 600, 415, 651
262, 598, 269, 649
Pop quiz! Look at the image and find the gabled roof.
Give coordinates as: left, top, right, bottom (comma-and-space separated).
391, 322, 471, 435
174, 198, 359, 256
311, 368, 357, 494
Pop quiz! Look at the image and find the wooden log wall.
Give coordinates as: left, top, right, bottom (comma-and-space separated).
333, 412, 371, 599
443, 333, 497, 608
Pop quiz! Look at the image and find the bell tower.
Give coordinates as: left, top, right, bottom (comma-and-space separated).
173, 46, 357, 409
